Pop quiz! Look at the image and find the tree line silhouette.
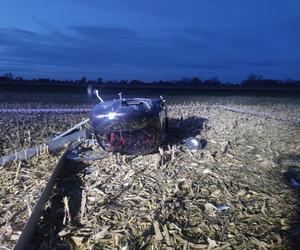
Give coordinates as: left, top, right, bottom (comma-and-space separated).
0, 72, 299, 91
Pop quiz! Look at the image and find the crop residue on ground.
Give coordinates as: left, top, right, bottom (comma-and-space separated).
0, 97, 300, 249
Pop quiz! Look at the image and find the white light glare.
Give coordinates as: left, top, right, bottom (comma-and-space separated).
97, 112, 118, 120
108, 112, 117, 120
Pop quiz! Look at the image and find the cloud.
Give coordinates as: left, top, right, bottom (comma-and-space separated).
240, 60, 300, 68
0, 26, 173, 79
72, 26, 138, 39
0, 26, 186, 71
0, 23, 299, 81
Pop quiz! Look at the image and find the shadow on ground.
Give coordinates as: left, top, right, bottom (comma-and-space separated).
30, 160, 88, 249
28, 116, 208, 248
280, 154, 300, 249
164, 116, 208, 148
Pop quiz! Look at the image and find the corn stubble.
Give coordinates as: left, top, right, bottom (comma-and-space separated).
0, 100, 300, 249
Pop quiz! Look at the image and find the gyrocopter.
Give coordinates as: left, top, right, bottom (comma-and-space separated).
0, 85, 203, 166
88, 85, 168, 155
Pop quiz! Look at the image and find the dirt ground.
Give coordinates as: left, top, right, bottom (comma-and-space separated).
0, 98, 300, 249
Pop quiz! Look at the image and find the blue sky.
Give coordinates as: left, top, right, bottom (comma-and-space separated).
0, 0, 299, 81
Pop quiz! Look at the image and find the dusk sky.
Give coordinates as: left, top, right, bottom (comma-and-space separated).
0, 0, 299, 82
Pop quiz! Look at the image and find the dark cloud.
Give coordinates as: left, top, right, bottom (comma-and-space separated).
173, 62, 232, 70
240, 60, 292, 67
180, 28, 218, 40
0, 26, 175, 79
72, 26, 138, 39
0, 20, 299, 80
0, 26, 185, 70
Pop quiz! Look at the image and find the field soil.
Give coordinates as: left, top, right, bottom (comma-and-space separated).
0, 95, 300, 249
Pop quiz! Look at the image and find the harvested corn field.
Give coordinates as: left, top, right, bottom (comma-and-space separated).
1, 97, 300, 249
0, 152, 65, 249
0, 112, 88, 156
